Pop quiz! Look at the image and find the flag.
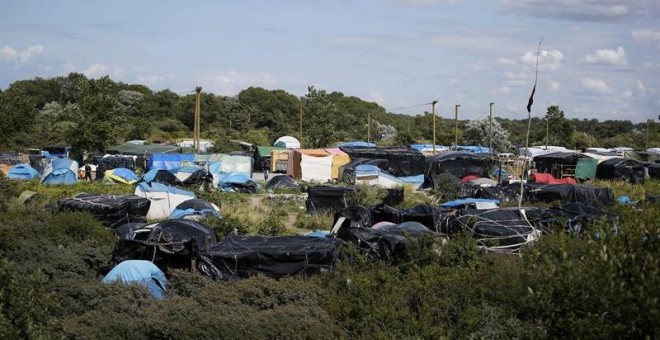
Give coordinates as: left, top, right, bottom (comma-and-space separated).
526, 84, 536, 113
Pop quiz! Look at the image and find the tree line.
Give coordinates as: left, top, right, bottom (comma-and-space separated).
0, 73, 656, 155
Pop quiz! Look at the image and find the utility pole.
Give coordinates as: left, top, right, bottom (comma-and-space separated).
454, 104, 461, 151
299, 101, 303, 148
545, 117, 549, 150
489, 102, 494, 154
432, 101, 438, 155
646, 119, 651, 149
367, 111, 371, 144
194, 86, 202, 153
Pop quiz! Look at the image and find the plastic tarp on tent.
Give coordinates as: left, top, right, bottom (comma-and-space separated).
355, 165, 424, 188
170, 166, 207, 185
340, 147, 426, 177
300, 152, 334, 182
170, 199, 221, 220
422, 152, 491, 189
596, 158, 646, 184
274, 136, 301, 149
208, 155, 252, 181
409, 144, 450, 156
142, 169, 180, 185
7, 163, 39, 180
336, 141, 376, 148
306, 186, 404, 214
264, 175, 299, 191
102, 260, 167, 300
530, 173, 577, 185
197, 235, 343, 280
41, 158, 79, 185
59, 194, 150, 228
113, 219, 217, 270
149, 153, 195, 171
575, 157, 599, 180
134, 182, 196, 220
94, 155, 136, 180
104, 168, 139, 184
532, 152, 579, 176
217, 172, 258, 193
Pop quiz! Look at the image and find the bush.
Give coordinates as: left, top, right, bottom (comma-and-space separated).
344, 184, 387, 207
257, 210, 287, 236
201, 214, 249, 239
430, 173, 462, 202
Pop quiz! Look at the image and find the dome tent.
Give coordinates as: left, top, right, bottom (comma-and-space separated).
274, 136, 301, 149
41, 158, 79, 185
7, 163, 40, 180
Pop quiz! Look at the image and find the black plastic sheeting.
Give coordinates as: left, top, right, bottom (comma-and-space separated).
645, 163, 660, 179
112, 219, 217, 270
197, 235, 343, 280
338, 158, 389, 184
422, 152, 492, 189
181, 169, 209, 186
264, 175, 299, 191
306, 186, 404, 213
113, 222, 148, 239
478, 183, 614, 206
146, 170, 180, 185
532, 152, 579, 174
370, 204, 444, 230
340, 147, 426, 177
525, 202, 614, 235
94, 156, 136, 180
59, 194, 150, 228
596, 158, 646, 184
175, 199, 216, 211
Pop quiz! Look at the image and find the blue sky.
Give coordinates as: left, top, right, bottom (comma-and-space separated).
1, 0, 659, 122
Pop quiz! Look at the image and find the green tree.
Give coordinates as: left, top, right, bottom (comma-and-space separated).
302, 86, 338, 148
544, 105, 575, 147
462, 117, 511, 152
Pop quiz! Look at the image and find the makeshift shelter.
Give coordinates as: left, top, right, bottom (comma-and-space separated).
530, 173, 577, 185
113, 219, 217, 270
647, 163, 660, 179
354, 165, 424, 188
7, 163, 40, 180
210, 155, 252, 176
134, 182, 196, 220
336, 141, 376, 148
457, 146, 492, 154
270, 149, 290, 173
326, 148, 351, 180
170, 199, 221, 220
369, 204, 444, 230
409, 144, 450, 156
104, 168, 139, 185
59, 194, 151, 228
141, 169, 180, 185
94, 155, 137, 179
338, 158, 388, 184
102, 260, 168, 300
306, 186, 404, 214
254, 146, 286, 171
41, 158, 79, 185
197, 235, 343, 280
217, 172, 258, 193
422, 152, 491, 189
264, 175, 299, 191
148, 153, 195, 171
340, 147, 426, 177
170, 166, 207, 186
532, 152, 579, 178
575, 157, 599, 180
107, 143, 180, 157
596, 158, 646, 184
274, 135, 301, 149
286, 149, 331, 181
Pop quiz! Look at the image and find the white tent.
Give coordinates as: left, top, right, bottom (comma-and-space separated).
300, 153, 333, 182
134, 182, 196, 220
274, 136, 301, 149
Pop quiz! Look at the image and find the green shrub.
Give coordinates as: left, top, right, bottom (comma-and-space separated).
344, 184, 387, 207
430, 173, 462, 202
257, 210, 287, 236
201, 214, 249, 239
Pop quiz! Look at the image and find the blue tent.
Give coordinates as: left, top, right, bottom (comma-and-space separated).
441, 198, 500, 209
337, 141, 376, 148
7, 163, 40, 180
170, 198, 221, 219
149, 153, 195, 171
102, 260, 167, 300
217, 172, 258, 193
112, 168, 139, 181
41, 158, 78, 185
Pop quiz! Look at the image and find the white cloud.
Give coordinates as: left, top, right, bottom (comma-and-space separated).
548, 81, 560, 91
581, 47, 626, 65
396, 0, 463, 5
200, 71, 281, 95
581, 76, 613, 94
83, 63, 125, 79
366, 91, 386, 105
0, 44, 44, 64
136, 74, 174, 85
498, 86, 511, 94
520, 49, 563, 70
0, 45, 18, 62
504, 71, 532, 87
496, 57, 517, 65
620, 89, 633, 99
500, 0, 659, 21
632, 29, 660, 41
636, 80, 646, 92
18, 45, 44, 64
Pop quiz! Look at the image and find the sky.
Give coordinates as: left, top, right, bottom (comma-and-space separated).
1, 0, 659, 122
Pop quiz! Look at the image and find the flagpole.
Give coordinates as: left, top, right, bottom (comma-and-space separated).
519, 40, 542, 211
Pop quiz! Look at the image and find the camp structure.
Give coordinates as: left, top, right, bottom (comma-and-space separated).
59, 194, 151, 228
217, 172, 258, 193
264, 175, 299, 191
286, 149, 350, 182
170, 199, 221, 220
104, 168, 140, 185
148, 153, 195, 171
422, 152, 491, 189
532, 152, 579, 178
340, 146, 426, 178
134, 182, 196, 220
94, 155, 137, 180
336, 141, 376, 148
208, 155, 252, 177
102, 260, 168, 300
41, 158, 79, 185
141, 169, 180, 185
306, 186, 404, 214
409, 144, 450, 157
254, 146, 286, 172
338, 158, 388, 184
170, 166, 208, 186
457, 146, 492, 154
354, 165, 424, 188
273, 135, 301, 149
595, 158, 646, 184
270, 149, 290, 173
107, 143, 181, 157
7, 163, 40, 181
197, 235, 343, 280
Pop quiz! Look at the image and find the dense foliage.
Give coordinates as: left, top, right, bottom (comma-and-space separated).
0, 175, 658, 338
0, 74, 657, 154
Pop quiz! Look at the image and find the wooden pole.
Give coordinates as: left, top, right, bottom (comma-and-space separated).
367, 111, 371, 144
489, 102, 494, 153
432, 101, 438, 155
299, 101, 303, 148
454, 104, 460, 151
194, 86, 202, 153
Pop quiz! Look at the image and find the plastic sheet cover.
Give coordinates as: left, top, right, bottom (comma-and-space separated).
306, 186, 404, 213
264, 175, 299, 191
340, 147, 426, 177
59, 194, 150, 228
197, 235, 343, 280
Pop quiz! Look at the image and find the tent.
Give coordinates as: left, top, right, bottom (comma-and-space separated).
340, 147, 426, 177
354, 165, 424, 188
596, 158, 646, 184
532, 152, 579, 178
170, 166, 207, 186
59, 194, 151, 228
41, 158, 79, 185
134, 182, 196, 220
530, 173, 577, 185
142, 169, 180, 185
274, 136, 301, 149
264, 175, 299, 191
254, 146, 286, 171
102, 260, 167, 300
338, 158, 388, 184
575, 157, 599, 180
270, 149, 290, 173
148, 153, 195, 171
217, 172, 258, 193
409, 144, 450, 156
7, 163, 40, 180
197, 235, 342, 280
422, 152, 491, 189
94, 155, 137, 180
107, 143, 180, 157
336, 141, 376, 148
170, 199, 221, 220
104, 168, 139, 185
305, 186, 404, 214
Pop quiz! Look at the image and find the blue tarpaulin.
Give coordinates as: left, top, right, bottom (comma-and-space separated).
8, 163, 40, 180
149, 153, 195, 171
102, 260, 167, 300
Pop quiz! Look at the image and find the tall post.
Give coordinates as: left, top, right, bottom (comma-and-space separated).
454, 104, 460, 151
194, 86, 202, 153
646, 119, 650, 149
545, 117, 549, 149
367, 111, 371, 144
299, 101, 303, 148
489, 102, 494, 154
432, 100, 438, 155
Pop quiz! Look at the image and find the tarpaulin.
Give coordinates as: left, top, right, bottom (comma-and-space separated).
59, 194, 150, 228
